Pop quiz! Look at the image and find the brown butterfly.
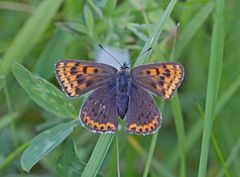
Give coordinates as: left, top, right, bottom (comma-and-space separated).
55, 60, 184, 135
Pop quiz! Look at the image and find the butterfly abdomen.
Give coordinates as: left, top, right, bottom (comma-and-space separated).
116, 70, 130, 119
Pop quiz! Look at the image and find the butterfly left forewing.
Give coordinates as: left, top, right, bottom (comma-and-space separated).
131, 62, 184, 100
55, 60, 117, 98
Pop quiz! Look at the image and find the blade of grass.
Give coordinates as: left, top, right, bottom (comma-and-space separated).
116, 135, 120, 177
0, 112, 19, 130
0, 0, 64, 76
216, 136, 240, 177
2, 78, 19, 148
167, 118, 203, 168
0, 141, 30, 170
220, 119, 240, 176
215, 76, 240, 115
175, 1, 215, 58
138, 0, 178, 176
128, 136, 176, 177
87, 0, 103, 18
134, 0, 178, 67
171, 95, 186, 177
197, 0, 225, 176
0, 1, 35, 14
169, 22, 186, 177
143, 98, 165, 177
196, 101, 231, 177
167, 6, 215, 170
168, 68, 240, 171
0, 75, 5, 90
211, 134, 231, 177
142, 127, 159, 177
81, 134, 115, 177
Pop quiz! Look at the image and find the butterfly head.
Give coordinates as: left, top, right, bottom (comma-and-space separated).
120, 62, 129, 70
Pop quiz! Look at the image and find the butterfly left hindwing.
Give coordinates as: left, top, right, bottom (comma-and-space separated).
80, 80, 119, 133
55, 60, 117, 98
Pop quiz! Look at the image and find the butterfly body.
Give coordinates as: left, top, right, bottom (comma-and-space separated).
116, 63, 130, 118
55, 60, 184, 135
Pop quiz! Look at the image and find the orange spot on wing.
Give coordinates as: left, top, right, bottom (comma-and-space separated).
127, 116, 160, 134
81, 113, 117, 132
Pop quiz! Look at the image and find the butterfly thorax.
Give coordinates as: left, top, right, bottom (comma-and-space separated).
116, 67, 130, 119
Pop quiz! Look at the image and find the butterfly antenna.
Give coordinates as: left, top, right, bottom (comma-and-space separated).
128, 47, 152, 66
98, 44, 122, 66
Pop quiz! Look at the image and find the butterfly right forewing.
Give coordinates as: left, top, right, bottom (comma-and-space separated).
131, 62, 184, 100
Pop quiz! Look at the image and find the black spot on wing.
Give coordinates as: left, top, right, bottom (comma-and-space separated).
158, 80, 164, 86
85, 80, 92, 87
94, 68, 98, 73
70, 66, 78, 74
83, 66, 88, 73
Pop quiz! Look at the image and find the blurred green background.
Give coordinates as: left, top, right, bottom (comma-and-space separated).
0, 0, 240, 177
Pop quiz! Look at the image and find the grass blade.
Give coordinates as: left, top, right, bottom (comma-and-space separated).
171, 95, 186, 177
81, 134, 115, 177
134, 0, 178, 67
175, 2, 215, 58
0, 141, 30, 170
134, 0, 178, 176
128, 136, 176, 177
0, 0, 64, 76
0, 75, 5, 90
0, 112, 19, 130
197, 1, 225, 176
215, 76, 240, 115
216, 137, 240, 177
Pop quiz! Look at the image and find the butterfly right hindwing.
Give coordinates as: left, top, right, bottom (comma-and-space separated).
126, 82, 161, 135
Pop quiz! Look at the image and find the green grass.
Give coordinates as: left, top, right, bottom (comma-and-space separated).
1, 0, 240, 177
197, 0, 225, 176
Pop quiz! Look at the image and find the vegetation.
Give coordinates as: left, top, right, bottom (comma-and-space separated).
0, 0, 240, 177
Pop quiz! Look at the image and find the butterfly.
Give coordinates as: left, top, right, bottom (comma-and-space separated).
55, 59, 184, 135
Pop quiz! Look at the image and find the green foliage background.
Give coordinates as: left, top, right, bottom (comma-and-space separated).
0, 0, 240, 177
